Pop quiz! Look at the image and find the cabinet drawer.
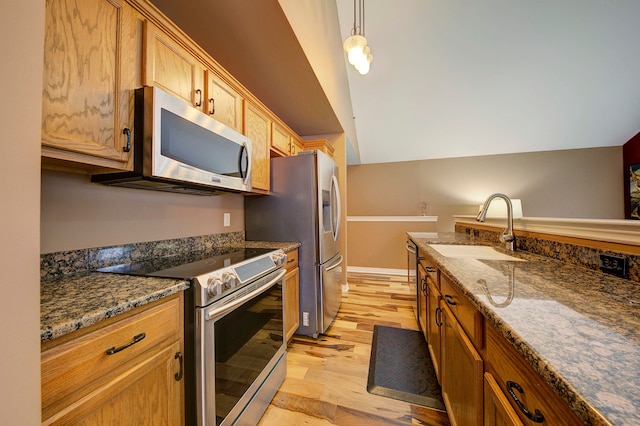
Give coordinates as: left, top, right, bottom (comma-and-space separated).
485, 324, 583, 425
440, 273, 483, 349
419, 257, 438, 288
42, 296, 182, 417
285, 249, 299, 271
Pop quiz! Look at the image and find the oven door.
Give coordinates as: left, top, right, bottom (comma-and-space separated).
196, 268, 286, 426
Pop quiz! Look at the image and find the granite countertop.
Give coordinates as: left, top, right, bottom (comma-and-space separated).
41, 241, 300, 343
408, 232, 640, 425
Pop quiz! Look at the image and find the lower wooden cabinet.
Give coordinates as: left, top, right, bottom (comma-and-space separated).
441, 303, 483, 426
417, 263, 428, 338
41, 294, 184, 425
484, 372, 524, 426
426, 277, 442, 382
485, 324, 583, 425
284, 249, 300, 341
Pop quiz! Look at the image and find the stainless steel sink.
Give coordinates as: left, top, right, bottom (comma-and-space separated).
428, 244, 525, 261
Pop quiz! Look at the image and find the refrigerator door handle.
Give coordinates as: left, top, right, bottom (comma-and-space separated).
331, 175, 341, 242
325, 255, 344, 272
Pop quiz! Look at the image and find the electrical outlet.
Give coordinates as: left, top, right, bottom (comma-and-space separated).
302, 312, 309, 327
599, 254, 628, 278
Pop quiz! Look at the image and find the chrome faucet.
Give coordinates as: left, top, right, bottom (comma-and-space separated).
476, 193, 516, 252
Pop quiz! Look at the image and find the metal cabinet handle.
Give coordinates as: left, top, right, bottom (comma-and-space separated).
420, 277, 427, 295
208, 98, 215, 115
174, 352, 183, 381
122, 127, 131, 152
435, 306, 443, 327
195, 89, 202, 107
506, 381, 545, 423
105, 332, 146, 355
444, 295, 457, 305
287, 258, 295, 263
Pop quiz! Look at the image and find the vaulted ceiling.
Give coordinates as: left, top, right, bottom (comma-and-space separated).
152, 0, 640, 165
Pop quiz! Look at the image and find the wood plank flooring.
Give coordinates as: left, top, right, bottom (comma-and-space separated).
258, 272, 451, 426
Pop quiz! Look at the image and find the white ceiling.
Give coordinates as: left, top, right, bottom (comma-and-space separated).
335, 0, 640, 164
151, 0, 640, 166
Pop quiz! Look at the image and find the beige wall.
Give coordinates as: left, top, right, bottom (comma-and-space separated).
41, 171, 245, 253
348, 147, 624, 233
0, 0, 44, 422
347, 147, 623, 269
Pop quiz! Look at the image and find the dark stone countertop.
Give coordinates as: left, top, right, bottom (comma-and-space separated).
408, 232, 640, 425
41, 241, 300, 343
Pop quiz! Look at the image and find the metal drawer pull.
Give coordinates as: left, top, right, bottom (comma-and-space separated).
435, 306, 443, 327
105, 332, 146, 355
122, 127, 131, 152
287, 258, 295, 263
506, 381, 545, 423
174, 352, 183, 381
444, 295, 457, 305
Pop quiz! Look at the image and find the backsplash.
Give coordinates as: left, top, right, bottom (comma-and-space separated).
41, 231, 245, 280
455, 224, 640, 283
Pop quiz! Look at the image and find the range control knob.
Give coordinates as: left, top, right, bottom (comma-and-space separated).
222, 272, 238, 289
272, 253, 287, 267
206, 277, 223, 297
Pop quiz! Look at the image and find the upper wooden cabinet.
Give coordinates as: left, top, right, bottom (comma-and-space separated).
271, 122, 292, 157
144, 21, 204, 108
244, 102, 271, 193
291, 134, 305, 156
42, 0, 143, 171
206, 71, 243, 132
303, 139, 335, 158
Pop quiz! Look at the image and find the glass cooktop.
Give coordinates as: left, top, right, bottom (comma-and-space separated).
97, 247, 276, 279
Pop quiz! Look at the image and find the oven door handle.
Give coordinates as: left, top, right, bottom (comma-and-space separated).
204, 269, 286, 321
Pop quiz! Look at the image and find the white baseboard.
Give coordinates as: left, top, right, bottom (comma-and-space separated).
346, 266, 407, 276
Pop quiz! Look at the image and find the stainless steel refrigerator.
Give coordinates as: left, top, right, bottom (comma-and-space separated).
245, 150, 343, 338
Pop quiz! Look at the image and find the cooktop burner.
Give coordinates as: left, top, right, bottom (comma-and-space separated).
97, 247, 275, 279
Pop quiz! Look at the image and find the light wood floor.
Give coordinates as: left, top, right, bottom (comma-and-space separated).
258, 272, 451, 426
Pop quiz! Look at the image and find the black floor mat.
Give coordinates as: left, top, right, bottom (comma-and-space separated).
367, 325, 445, 410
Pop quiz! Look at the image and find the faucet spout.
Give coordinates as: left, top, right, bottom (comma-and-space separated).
476, 193, 516, 252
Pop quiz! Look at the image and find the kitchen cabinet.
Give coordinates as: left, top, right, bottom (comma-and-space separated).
271, 122, 292, 157
144, 21, 205, 108
484, 372, 524, 426
417, 263, 428, 337
41, 294, 184, 425
144, 22, 244, 134
303, 139, 335, 158
291, 134, 305, 156
41, 0, 142, 172
426, 275, 442, 382
485, 324, 583, 425
441, 302, 484, 426
284, 248, 300, 342
206, 71, 243, 132
244, 102, 271, 193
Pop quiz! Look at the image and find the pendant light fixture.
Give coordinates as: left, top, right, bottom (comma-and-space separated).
343, 0, 373, 75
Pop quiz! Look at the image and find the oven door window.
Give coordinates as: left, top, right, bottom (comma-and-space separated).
212, 282, 283, 425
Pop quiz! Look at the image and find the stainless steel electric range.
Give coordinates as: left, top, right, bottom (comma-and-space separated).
99, 246, 288, 426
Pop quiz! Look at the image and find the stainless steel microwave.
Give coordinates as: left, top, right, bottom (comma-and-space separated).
92, 86, 252, 195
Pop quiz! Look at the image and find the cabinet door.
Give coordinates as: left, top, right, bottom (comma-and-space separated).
244, 102, 271, 193
271, 123, 291, 156
42, 0, 138, 170
44, 341, 183, 425
144, 21, 204, 108
417, 263, 428, 338
206, 71, 243, 132
442, 304, 483, 426
284, 267, 300, 341
427, 279, 442, 382
484, 372, 524, 426
291, 135, 305, 156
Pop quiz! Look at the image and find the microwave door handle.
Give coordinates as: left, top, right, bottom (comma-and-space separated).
241, 141, 252, 186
